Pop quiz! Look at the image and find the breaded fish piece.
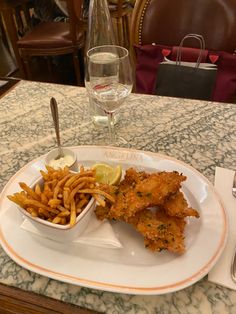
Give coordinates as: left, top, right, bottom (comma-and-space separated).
109, 171, 186, 221
119, 167, 149, 192
94, 183, 117, 220
94, 168, 199, 254
128, 208, 186, 253
94, 204, 110, 221
144, 236, 185, 254
162, 191, 200, 218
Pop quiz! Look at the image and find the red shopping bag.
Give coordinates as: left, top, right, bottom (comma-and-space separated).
134, 40, 236, 103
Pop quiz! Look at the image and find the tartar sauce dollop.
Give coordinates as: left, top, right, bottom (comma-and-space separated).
49, 155, 74, 169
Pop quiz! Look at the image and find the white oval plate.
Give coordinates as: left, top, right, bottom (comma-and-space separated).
0, 146, 227, 295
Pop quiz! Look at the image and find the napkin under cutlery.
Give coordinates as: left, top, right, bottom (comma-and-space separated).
21, 212, 123, 249
208, 167, 236, 290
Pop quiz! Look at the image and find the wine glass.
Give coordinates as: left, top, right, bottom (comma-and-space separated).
85, 45, 133, 145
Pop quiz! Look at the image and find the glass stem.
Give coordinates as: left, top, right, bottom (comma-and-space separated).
107, 111, 116, 144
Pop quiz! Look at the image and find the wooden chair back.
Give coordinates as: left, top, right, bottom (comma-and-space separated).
109, 0, 134, 48
16, 0, 85, 85
63, 0, 84, 44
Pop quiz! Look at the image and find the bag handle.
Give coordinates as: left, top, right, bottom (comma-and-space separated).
176, 34, 206, 68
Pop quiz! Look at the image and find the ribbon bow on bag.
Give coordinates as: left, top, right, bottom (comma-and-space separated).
155, 34, 218, 101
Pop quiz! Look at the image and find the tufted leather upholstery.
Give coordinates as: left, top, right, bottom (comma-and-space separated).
131, 0, 236, 53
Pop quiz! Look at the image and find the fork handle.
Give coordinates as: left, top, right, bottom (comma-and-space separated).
231, 247, 236, 283
232, 171, 236, 197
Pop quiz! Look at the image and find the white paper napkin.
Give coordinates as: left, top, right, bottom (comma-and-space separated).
21, 212, 123, 249
208, 167, 236, 290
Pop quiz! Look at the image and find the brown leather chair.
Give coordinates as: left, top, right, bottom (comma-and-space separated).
17, 0, 85, 85
131, 0, 236, 52
109, 0, 134, 49
130, 0, 236, 97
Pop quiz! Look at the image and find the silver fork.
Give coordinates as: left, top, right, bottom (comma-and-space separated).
232, 171, 236, 198
230, 171, 236, 282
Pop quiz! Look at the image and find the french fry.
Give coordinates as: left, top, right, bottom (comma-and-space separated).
77, 189, 115, 203
34, 184, 41, 195
52, 216, 61, 224
63, 187, 70, 209
70, 198, 76, 226
40, 193, 48, 205
70, 176, 95, 189
79, 165, 85, 172
48, 199, 62, 208
57, 205, 67, 212
58, 210, 70, 217
38, 208, 50, 218
60, 217, 67, 225
76, 198, 89, 212
15, 192, 28, 204
45, 189, 53, 199
53, 173, 73, 199
45, 165, 55, 173
76, 207, 82, 215
79, 193, 85, 199
30, 208, 38, 217
8, 166, 115, 227
23, 199, 59, 214
19, 182, 41, 201
47, 179, 58, 191
7, 195, 24, 208
67, 182, 86, 205
64, 173, 81, 188
26, 207, 34, 214
92, 194, 106, 207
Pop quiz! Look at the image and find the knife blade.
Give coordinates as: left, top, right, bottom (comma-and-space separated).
233, 171, 236, 198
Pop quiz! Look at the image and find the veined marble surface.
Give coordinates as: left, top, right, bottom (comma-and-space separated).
0, 80, 236, 313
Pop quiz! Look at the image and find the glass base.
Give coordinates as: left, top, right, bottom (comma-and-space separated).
92, 115, 108, 127
88, 96, 119, 127
92, 113, 119, 127
95, 135, 130, 148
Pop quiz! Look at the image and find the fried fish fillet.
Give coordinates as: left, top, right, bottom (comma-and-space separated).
94, 168, 199, 254
108, 170, 186, 221
128, 208, 186, 253
94, 204, 112, 221
118, 168, 149, 192
162, 191, 200, 218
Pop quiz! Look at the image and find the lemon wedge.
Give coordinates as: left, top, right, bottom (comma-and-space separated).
92, 163, 122, 185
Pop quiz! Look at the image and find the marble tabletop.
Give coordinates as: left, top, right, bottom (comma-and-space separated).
0, 80, 236, 313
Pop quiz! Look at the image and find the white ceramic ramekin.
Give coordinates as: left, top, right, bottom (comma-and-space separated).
45, 147, 78, 172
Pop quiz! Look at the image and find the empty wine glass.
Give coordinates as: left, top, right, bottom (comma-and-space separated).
85, 45, 133, 145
